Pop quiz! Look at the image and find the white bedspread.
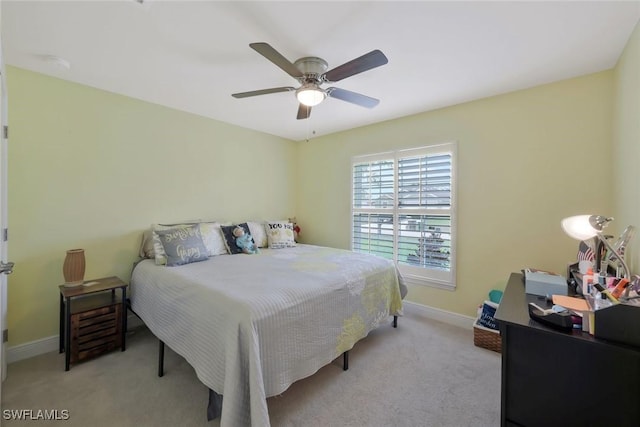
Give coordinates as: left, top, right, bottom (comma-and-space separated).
131, 244, 403, 427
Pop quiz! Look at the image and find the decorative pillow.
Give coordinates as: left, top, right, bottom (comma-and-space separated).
150, 222, 200, 265
248, 221, 268, 248
266, 221, 297, 249
199, 222, 228, 256
155, 225, 209, 267
220, 223, 255, 255
139, 228, 155, 258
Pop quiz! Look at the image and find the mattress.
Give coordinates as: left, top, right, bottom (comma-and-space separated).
131, 244, 404, 427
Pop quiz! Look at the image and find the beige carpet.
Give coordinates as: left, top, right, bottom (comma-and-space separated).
1, 304, 501, 426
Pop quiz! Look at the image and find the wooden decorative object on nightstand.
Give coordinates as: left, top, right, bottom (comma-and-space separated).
59, 276, 128, 371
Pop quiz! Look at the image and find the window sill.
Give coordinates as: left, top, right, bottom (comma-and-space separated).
402, 274, 456, 291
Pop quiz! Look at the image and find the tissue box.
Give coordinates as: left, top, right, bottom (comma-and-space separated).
524, 270, 567, 297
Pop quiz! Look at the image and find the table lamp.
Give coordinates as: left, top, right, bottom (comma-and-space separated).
561, 215, 631, 279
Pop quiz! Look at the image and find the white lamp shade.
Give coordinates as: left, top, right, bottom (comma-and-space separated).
296, 85, 326, 107
561, 215, 599, 240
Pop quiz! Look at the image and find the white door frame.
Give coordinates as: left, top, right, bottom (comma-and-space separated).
0, 72, 6, 386
0, 10, 5, 393
0, 9, 11, 389
0, 50, 7, 385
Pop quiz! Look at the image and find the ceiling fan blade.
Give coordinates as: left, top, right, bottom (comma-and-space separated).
297, 104, 311, 120
323, 50, 388, 83
232, 87, 295, 98
250, 42, 304, 79
327, 87, 380, 108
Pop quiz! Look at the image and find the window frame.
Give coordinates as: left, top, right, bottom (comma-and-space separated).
351, 142, 457, 290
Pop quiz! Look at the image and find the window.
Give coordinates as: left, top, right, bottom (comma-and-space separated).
352, 143, 456, 289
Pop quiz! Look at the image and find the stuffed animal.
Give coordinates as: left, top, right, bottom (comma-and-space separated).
288, 217, 301, 242
233, 226, 259, 254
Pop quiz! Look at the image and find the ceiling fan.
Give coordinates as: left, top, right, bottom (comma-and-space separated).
232, 42, 388, 120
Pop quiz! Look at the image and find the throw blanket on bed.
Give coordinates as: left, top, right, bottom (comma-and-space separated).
131, 244, 403, 427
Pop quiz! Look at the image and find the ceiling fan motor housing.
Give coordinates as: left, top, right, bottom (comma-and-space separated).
294, 57, 328, 83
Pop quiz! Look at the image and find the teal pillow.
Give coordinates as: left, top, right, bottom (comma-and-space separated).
156, 225, 209, 266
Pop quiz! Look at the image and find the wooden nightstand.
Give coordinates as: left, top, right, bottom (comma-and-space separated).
58, 276, 128, 371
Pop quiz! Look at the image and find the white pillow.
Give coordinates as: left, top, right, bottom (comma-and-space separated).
265, 221, 297, 249
247, 221, 268, 248
139, 228, 155, 258
199, 222, 229, 256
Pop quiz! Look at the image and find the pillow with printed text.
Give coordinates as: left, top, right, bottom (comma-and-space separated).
266, 222, 297, 249
155, 224, 209, 266
150, 221, 200, 265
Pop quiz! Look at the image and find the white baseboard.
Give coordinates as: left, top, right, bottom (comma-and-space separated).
7, 313, 146, 364
403, 300, 476, 330
7, 335, 58, 364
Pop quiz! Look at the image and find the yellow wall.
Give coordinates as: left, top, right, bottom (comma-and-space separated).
613, 20, 640, 274
8, 29, 636, 344
7, 67, 296, 345
296, 72, 614, 317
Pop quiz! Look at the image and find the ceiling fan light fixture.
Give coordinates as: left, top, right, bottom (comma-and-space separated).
296, 84, 326, 107
233, 43, 388, 119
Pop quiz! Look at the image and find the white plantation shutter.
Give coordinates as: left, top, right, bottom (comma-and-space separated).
397, 154, 451, 209
352, 159, 394, 209
352, 156, 395, 260
352, 213, 394, 260
352, 143, 456, 289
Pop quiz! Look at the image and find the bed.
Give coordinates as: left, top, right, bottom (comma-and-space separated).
130, 243, 405, 427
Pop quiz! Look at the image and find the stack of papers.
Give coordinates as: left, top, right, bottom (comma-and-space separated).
552, 295, 590, 312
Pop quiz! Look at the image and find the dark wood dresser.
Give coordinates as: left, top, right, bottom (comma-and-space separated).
495, 272, 640, 427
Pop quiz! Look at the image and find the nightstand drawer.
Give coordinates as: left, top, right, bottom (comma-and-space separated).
77, 323, 118, 344
75, 336, 120, 363
76, 304, 117, 320
70, 302, 122, 363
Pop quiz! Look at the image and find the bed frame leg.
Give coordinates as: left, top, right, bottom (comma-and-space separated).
343, 351, 349, 371
158, 340, 165, 377
393, 315, 398, 328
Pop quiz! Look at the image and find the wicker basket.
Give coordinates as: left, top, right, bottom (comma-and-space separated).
473, 320, 501, 353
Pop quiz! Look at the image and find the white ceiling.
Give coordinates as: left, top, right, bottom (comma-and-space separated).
2, 1, 639, 141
